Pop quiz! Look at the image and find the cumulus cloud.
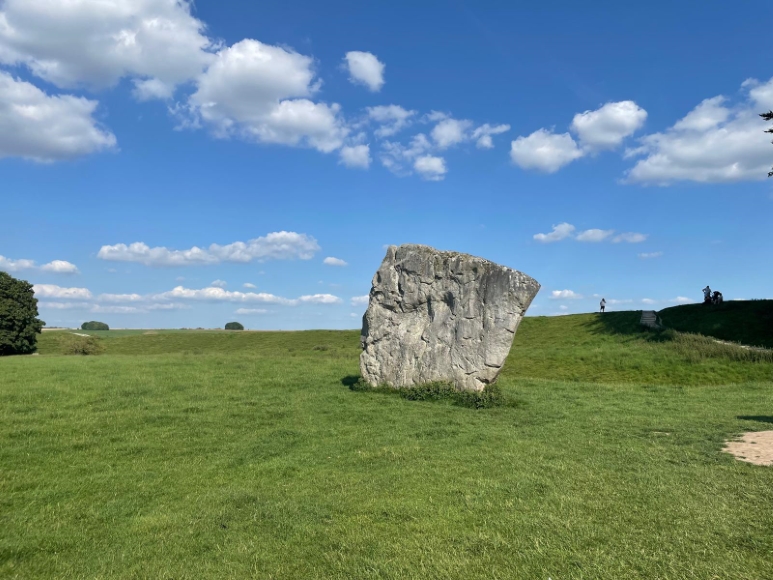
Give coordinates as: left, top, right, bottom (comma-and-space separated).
183, 39, 347, 152
339, 144, 370, 169
0, 72, 116, 162
550, 290, 583, 300
343, 51, 385, 92
97, 293, 144, 303
323, 257, 348, 267
380, 133, 431, 175
431, 118, 473, 149
510, 129, 583, 173
512, 101, 646, 173
33, 284, 92, 300
243, 283, 257, 289
1, 255, 79, 274
37, 301, 91, 310
533, 223, 647, 244
624, 77, 773, 184
414, 155, 447, 181
151, 285, 341, 306
471, 123, 510, 149
0, 0, 216, 96
641, 298, 657, 305
533, 223, 576, 243
210, 279, 227, 288
97, 231, 320, 266
367, 105, 416, 138
571, 101, 647, 151
670, 296, 694, 304
638, 252, 663, 259
576, 229, 615, 242
350, 295, 369, 306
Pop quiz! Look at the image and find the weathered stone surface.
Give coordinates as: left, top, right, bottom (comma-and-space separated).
360, 244, 540, 391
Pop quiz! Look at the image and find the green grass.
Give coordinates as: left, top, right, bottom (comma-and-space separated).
659, 299, 773, 349
2, 313, 773, 579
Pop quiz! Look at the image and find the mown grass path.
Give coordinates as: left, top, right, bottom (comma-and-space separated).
2, 314, 772, 579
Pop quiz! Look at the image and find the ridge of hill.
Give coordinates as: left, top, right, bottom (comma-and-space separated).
658, 300, 773, 349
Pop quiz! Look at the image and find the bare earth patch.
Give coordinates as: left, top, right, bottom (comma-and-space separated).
723, 431, 773, 466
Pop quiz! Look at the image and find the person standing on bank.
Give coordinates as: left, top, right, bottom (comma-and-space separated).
600, 298, 606, 313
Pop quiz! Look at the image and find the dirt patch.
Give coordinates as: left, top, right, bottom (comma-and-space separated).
723, 430, 773, 466
143, 331, 158, 335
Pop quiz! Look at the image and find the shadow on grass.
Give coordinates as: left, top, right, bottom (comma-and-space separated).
340, 375, 361, 387
584, 311, 674, 342
738, 415, 773, 425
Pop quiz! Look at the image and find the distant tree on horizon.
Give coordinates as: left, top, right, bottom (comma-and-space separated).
82, 321, 109, 331
762, 111, 773, 177
225, 321, 244, 331
0, 271, 44, 355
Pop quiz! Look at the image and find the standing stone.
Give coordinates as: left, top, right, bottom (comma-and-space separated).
360, 244, 540, 392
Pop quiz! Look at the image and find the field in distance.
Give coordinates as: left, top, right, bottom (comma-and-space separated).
2, 305, 772, 579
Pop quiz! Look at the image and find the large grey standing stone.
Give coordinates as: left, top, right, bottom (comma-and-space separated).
360, 244, 540, 392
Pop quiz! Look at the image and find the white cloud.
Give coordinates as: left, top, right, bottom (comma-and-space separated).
350, 295, 369, 306
576, 229, 615, 242
367, 105, 416, 138
90, 305, 143, 314
151, 285, 341, 306
533, 223, 576, 243
243, 283, 257, 289
33, 284, 92, 300
414, 155, 447, 181
185, 39, 346, 152
343, 51, 385, 92
323, 257, 348, 267
1, 256, 78, 274
670, 296, 695, 304
235, 308, 268, 315
550, 289, 583, 300
607, 299, 633, 305
0, 0, 215, 96
97, 293, 144, 303
625, 77, 773, 184
431, 118, 473, 149
471, 123, 510, 149
97, 231, 320, 266
37, 301, 91, 310
512, 101, 646, 173
210, 279, 227, 288
39, 260, 79, 274
0, 72, 116, 162
380, 133, 431, 175
510, 129, 583, 173
559, 305, 568, 311
571, 101, 647, 151
641, 298, 657, 305
638, 252, 663, 259
339, 144, 370, 169
298, 294, 342, 304
613, 232, 648, 243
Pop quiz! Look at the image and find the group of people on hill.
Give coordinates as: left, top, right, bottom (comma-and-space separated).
702, 285, 723, 305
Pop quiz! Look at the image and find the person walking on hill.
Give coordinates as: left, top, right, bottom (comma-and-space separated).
600, 298, 606, 313
703, 285, 712, 304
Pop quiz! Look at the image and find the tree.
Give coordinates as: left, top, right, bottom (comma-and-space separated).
225, 321, 244, 330
762, 111, 773, 177
81, 321, 109, 331
0, 271, 44, 355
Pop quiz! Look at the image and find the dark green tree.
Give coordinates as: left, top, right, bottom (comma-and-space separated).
762, 111, 773, 177
81, 321, 109, 331
225, 321, 244, 330
0, 271, 44, 355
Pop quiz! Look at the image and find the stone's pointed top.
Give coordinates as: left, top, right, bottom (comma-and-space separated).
360, 244, 540, 392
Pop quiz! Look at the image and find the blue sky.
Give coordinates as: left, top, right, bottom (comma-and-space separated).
1, 0, 772, 329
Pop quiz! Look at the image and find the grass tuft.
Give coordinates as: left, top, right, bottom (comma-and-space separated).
349, 378, 509, 408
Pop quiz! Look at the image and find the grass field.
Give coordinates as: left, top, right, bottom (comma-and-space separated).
2, 310, 773, 579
